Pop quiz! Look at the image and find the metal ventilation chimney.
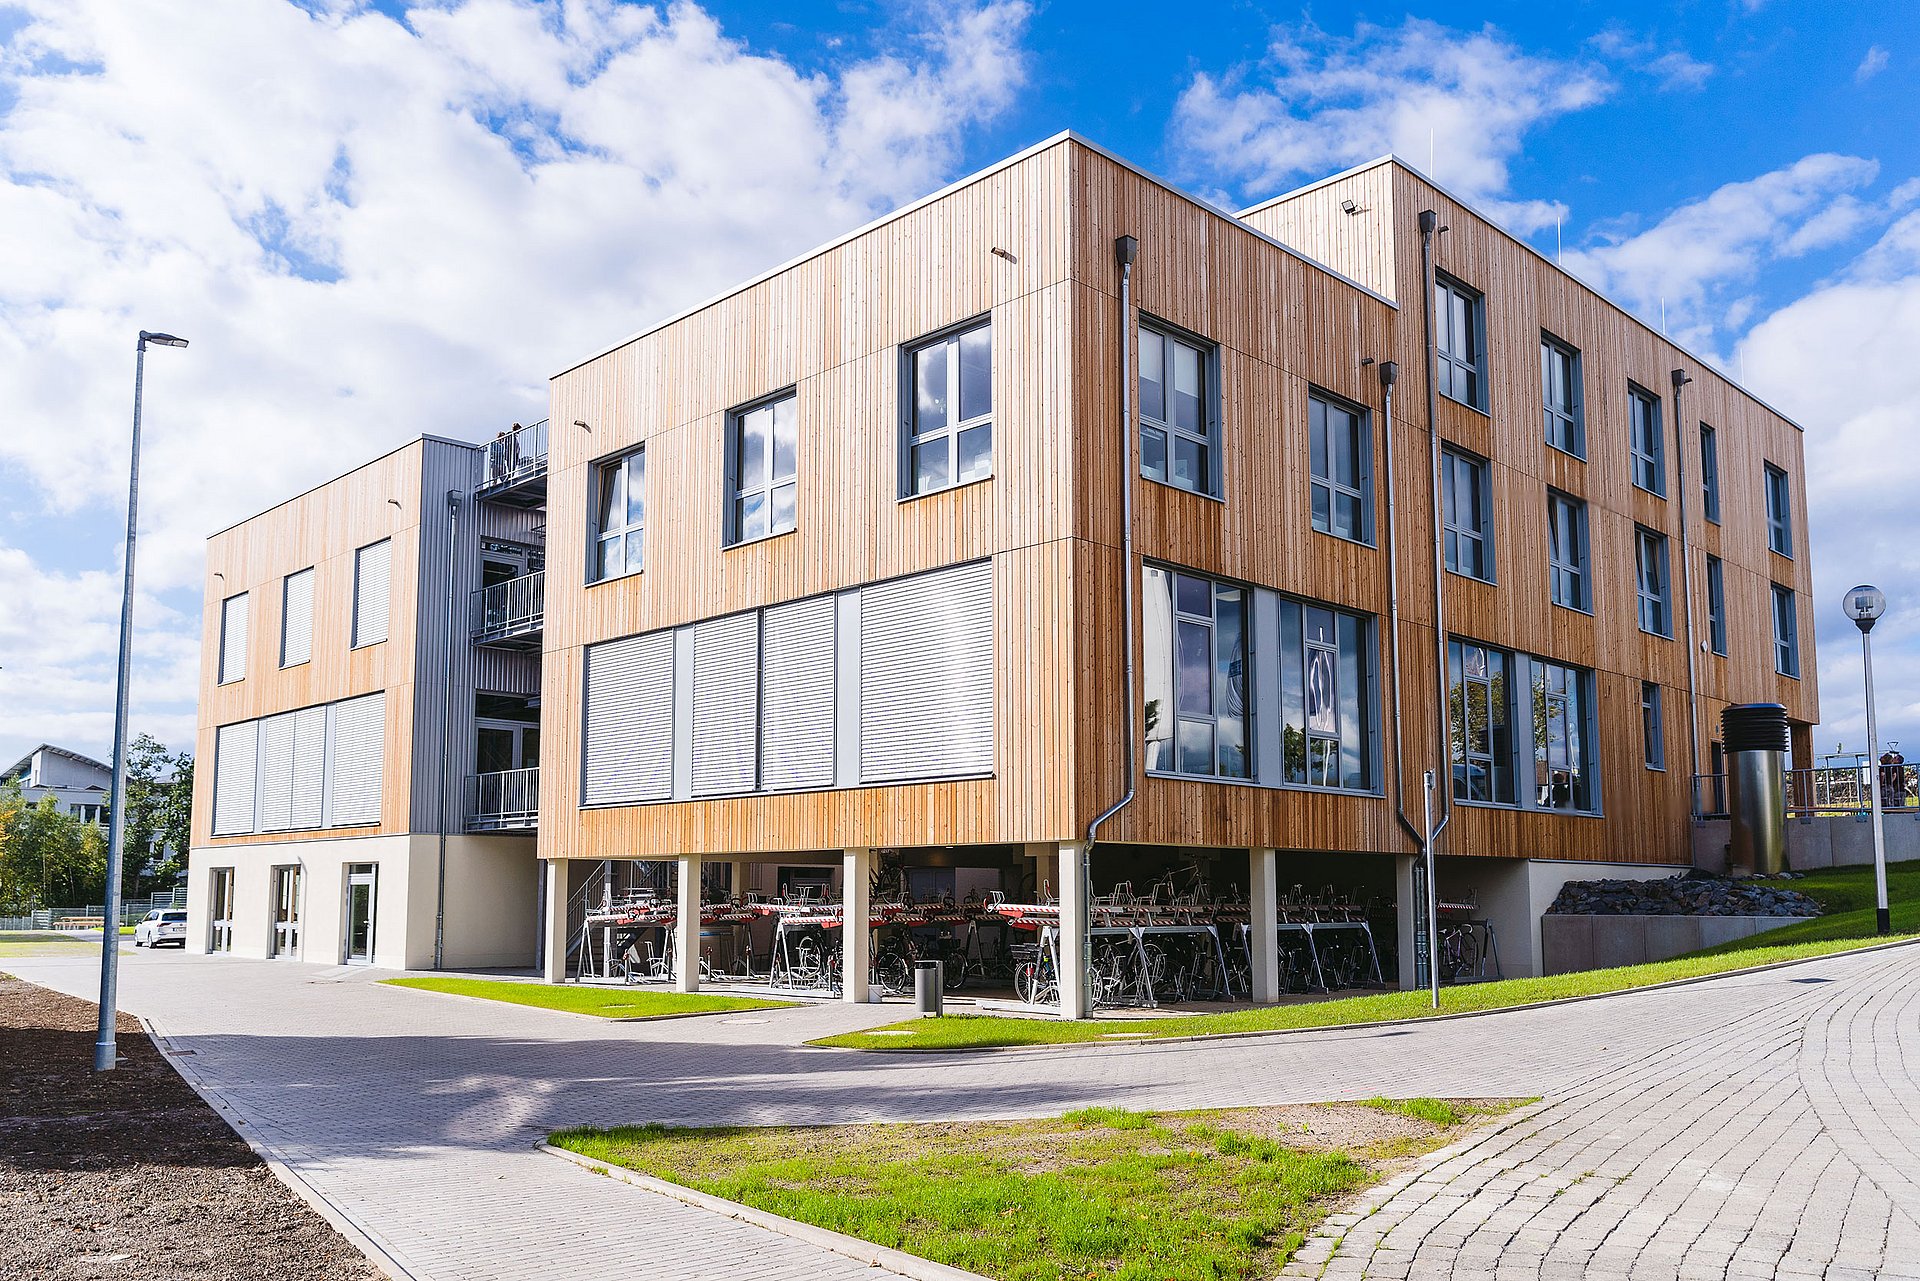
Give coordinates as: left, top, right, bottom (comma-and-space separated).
1723, 703, 1789, 876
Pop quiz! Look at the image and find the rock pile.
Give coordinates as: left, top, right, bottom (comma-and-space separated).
1547, 871, 1821, 918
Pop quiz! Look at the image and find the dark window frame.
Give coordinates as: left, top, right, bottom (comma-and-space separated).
1541, 332, 1585, 457
723, 387, 799, 548
1435, 273, 1488, 412
1441, 446, 1494, 582
898, 314, 994, 501
1138, 315, 1223, 499
1308, 385, 1375, 546
1635, 525, 1673, 638
1547, 489, 1590, 612
588, 446, 646, 584
1629, 384, 1666, 497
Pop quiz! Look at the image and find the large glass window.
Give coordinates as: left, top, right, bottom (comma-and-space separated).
1706, 554, 1728, 655
726, 391, 798, 546
1765, 463, 1793, 557
1140, 323, 1216, 496
1309, 390, 1372, 543
1635, 526, 1672, 637
1435, 275, 1486, 409
1442, 448, 1493, 581
1700, 425, 1721, 523
903, 319, 992, 496
1541, 334, 1584, 456
591, 448, 645, 582
1277, 600, 1372, 791
1772, 583, 1800, 677
1630, 386, 1665, 496
1531, 659, 1596, 812
1142, 567, 1249, 779
1548, 490, 1589, 611
1448, 640, 1514, 804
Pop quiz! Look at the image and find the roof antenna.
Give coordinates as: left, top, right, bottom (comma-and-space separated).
1660, 298, 1667, 336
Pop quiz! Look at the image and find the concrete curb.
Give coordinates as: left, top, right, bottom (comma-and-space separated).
540, 1142, 988, 1281
140, 1016, 415, 1281
815, 934, 1920, 1055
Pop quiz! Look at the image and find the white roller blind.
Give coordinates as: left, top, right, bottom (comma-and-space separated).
328, 692, 385, 826
280, 568, 314, 667
212, 721, 257, 836
352, 540, 390, 647
760, 595, 837, 791
691, 613, 760, 797
860, 560, 994, 783
583, 632, 674, 805
219, 593, 248, 684
256, 712, 296, 832
290, 704, 327, 829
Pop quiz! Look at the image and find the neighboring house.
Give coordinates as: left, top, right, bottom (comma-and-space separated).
3, 744, 112, 826
187, 134, 1817, 1000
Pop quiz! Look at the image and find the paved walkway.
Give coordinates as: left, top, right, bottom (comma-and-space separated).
8, 942, 1918, 1280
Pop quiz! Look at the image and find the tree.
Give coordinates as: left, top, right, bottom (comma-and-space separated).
0, 780, 108, 913
120, 733, 193, 893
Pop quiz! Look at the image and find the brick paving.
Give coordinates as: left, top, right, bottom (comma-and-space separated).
8, 941, 1918, 1280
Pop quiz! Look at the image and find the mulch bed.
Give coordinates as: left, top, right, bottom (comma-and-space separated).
0, 972, 381, 1280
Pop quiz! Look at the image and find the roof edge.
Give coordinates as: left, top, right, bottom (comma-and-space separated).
205, 434, 479, 542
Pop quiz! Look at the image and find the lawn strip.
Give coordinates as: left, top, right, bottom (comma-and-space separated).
381, 974, 794, 1018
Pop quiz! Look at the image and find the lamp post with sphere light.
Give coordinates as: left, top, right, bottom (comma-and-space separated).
1842, 584, 1890, 936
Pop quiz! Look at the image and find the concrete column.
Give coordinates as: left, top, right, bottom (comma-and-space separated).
1249, 847, 1281, 1005
676, 854, 701, 992
541, 858, 569, 985
1057, 840, 1088, 1020
728, 860, 747, 899
1395, 854, 1418, 991
842, 847, 871, 1003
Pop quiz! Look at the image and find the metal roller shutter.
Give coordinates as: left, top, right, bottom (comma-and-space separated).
352, 540, 390, 647
290, 705, 327, 829
256, 712, 296, 832
219, 593, 248, 684
328, 693, 385, 826
691, 613, 760, 797
212, 721, 257, 835
860, 560, 994, 784
759, 595, 837, 791
280, 568, 314, 667
583, 632, 674, 805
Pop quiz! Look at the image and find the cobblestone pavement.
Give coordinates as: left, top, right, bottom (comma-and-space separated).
9, 941, 1917, 1280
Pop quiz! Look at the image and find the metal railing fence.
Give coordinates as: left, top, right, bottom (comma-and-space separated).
1692, 764, 1918, 819
482, 420, 548, 490
470, 570, 544, 640
468, 767, 539, 830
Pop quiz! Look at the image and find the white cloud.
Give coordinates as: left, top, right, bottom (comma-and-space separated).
1645, 50, 1713, 91
1587, 27, 1713, 91
1856, 45, 1890, 82
1170, 18, 1611, 233
0, 0, 1031, 764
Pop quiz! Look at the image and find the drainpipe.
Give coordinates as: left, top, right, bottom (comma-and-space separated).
1084, 234, 1142, 1015
1374, 359, 1426, 850
435, 487, 461, 970
1670, 369, 1703, 805
1417, 209, 1453, 1002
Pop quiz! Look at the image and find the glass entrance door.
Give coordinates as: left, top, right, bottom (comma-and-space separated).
344, 864, 377, 965
271, 866, 302, 958
209, 868, 235, 953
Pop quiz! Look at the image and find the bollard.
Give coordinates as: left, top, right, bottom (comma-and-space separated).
914, 960, 944, 1017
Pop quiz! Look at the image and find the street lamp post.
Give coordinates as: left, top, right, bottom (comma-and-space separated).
1842, 584, 1890, 937
94, 329, 188, 1073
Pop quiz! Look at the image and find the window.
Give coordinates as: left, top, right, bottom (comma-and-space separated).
1143, 567, 1249, 778
903, 318, 992, 496
351, 540, 390, 648
1629, 386, 1664, 495
1772, 583, 1800, 677
1706, 555, 1728, 656
1764, 463, 1793, 557
1635, 526, 1672, 637
1139, 323, 1217, 496
209, 692, 385, 836
1435, 276, 1486, 409
1441, 448, 1493, 581
1547, 490, 1589, 611
1641, 681, 1665, 770
1309, 390, 1372, 543
1276, 599, 1373, 791
218, 592, 248, 684
1541, 334, 1584, 456
590, 449, 645, 582
725, 391, 797, 546
280, 568, 313, 668
1531, 659, 1597, 812
1700, 426, 1720, 523
1448, 639, 1514, 804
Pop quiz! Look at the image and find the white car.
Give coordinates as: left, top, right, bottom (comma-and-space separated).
133, 909, 188, 948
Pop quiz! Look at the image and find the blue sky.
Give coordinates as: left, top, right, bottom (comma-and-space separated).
1, 0, 1916, 774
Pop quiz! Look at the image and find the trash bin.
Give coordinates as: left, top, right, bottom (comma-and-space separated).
914, 960, 944, 1017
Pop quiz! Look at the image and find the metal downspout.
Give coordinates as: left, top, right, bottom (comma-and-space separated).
1670, 369, 1704, 804
1375, 359, 1425, 851
1418, 209, 1453, 1006
435, 488, 461, 970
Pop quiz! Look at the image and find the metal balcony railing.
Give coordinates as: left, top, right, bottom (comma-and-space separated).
471, 570, 543, 643
1692, 764, 1918, 820
469, 767, 538, 831
481, 419, 548, 494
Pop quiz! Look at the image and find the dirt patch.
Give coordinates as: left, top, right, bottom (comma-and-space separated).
0, 972, 381, 1281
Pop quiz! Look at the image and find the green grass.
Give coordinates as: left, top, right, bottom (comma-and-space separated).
380, 976, 795, 1019
550, 1101, 1498, 1280
814, 932, 1916, 1051
1689, 862, 1920, 954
